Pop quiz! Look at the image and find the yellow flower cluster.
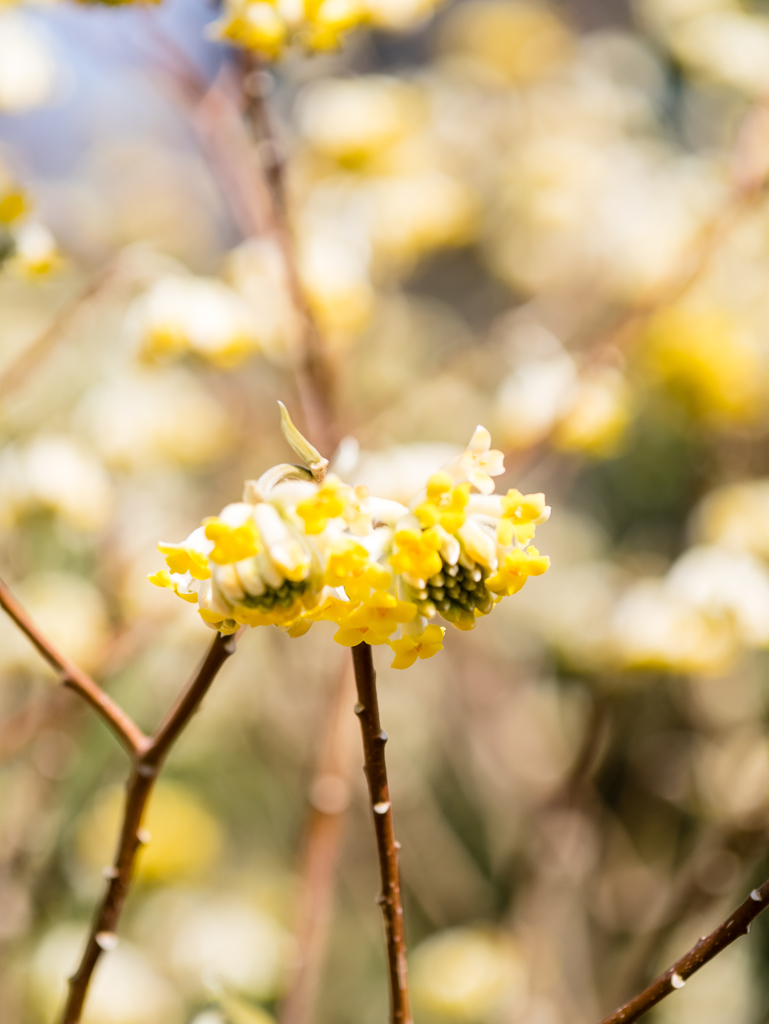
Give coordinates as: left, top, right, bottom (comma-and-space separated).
149, 419, 550, 668
0, 169, 58, 276
210, 0, 367, 58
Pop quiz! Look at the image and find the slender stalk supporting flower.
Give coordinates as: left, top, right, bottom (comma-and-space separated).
597, 877, 769, 1024
351, 643, 412, 1024
60, 631, 237, 1024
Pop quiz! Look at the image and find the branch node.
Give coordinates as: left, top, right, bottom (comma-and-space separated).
137, 828, 152, 845
670, 972, 685, 990
95, 932, 118, 952
136, 762, 158, 778
354, 702, 364, 716
101, 866, 118, 880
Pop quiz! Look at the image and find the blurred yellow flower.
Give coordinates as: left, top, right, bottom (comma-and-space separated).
77, 368, 231, 470
0, 572, 110, 676
694, 480, 769, 560
77, 782, 223, 885
209, 0, 367, 58
644, 305, 767, 426
297, 77, 420, 167
553, 366, 632, 456
128, 274, 261, 368
438, 0, 573, 85
411, 927, 528, 1020
31, 926, 183, 1024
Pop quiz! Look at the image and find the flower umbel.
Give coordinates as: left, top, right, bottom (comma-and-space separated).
149, 412, 550, 663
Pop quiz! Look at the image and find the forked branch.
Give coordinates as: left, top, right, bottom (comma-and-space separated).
60, 631, 237, 1024
0, 576, 238, 1024
597, 877, 769, 1024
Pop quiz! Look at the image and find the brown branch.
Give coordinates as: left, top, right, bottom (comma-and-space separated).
238, 56, 338, 454
59, 630, 238, 1024
351, 643, 412, 1024
0, 577, 146, 756
279, 660, 358, 1024
0, 260, 119, 401
596, 877, 769, 1024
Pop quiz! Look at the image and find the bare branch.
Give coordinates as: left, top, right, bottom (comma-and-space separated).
597, 878, 769, 1024
0, 260, 119, 401
143, 629, 239, 767
0, 577, 146, 756
60, 630, 238, 1024
351, 643, 412, 1024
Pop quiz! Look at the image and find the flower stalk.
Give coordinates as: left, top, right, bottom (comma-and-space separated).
351, 642, 412, 1024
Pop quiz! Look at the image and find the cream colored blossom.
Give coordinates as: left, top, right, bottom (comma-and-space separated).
127, 274, 261, 368
150, 414, 550, 662
0, 436, 112, 532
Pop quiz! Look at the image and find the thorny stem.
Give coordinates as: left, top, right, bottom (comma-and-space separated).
351, 643, 412, 1024
597, 876, 769, 1024
0, 577, 146, 756
59, 631, 237, 1024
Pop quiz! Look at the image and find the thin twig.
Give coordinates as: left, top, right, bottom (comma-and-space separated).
596, 877, 769, 1024
351, 643, 412, 1024
0, 260, 119, 401
59, 631, 238, 1024
0, 577, 146, 756
239, 55, 338, 454
279, 660, 358, 1024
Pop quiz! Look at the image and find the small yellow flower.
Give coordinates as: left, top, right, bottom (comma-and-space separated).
334, 590, 416, 645
497, 489, 549, 545
325, 538, 392, 600
389, 624, 445, 669
414, 473, 470, 534
486, 546, 550, 597
391, 525, 443, 581
297, 477, 348, 534
305, 593, 359, 625
204, 517, 260, 564
157, 542, 211, 580
147, 569, 199, 603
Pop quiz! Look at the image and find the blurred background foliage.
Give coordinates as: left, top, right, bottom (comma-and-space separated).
5, 0, 769, 1021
